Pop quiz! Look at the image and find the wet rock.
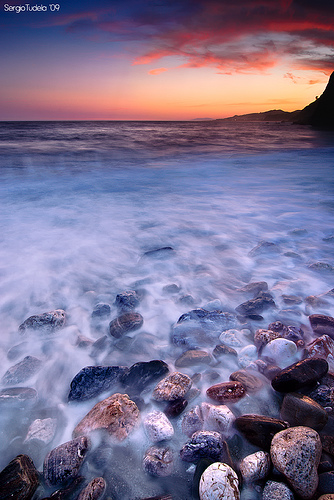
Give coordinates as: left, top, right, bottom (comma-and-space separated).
254, 328, 281, 350
308, 262, 334, 272
236, 281, 268, 297
282, 325, 304, 344
271, 358, 329, 392
115, 290, 141, 311
229, 370, 263, 393
76, 335, 94, 349
255, 359, 282, 380
262, 338, 298, 368
175, 349, 212, 367
90, 335, 109, 358
162, 283, 180, 294
43, 436, 90, 487
219, 329, 243, 348
152, 372, 192, 401
144, 246, 174, 258
280, 392, 328, 430
180, 430, 228, 463
24, 417, 57, 445
68, 365, 127, 402
19, 309, 66, 332
321, 435, 334, 456
237, 344, 257, 368
262, 480, 294, 500
304, 335, 334, 359
164, 398, 188, 418
249, 241, 280, 256
177, 309, 238, 331
270, 426, 322, 499
201, 403, 235, 435
206, 381, 246, 403
72, 393, 140, 440
7, 342, 29, 361
2, 355, 42, 385
309, 314, 334, 338
108, 312, 143, 338
235, 291, 276, 317
42, 475, 84, 499
282, 294, 303, 305
77, 477, 106, 500
239, 450, 270, 483
212, 343, 238, 357
143, 445, 174, 477
91, 303, 111, 318
121, 360, 169, 393
318, 495, 334, 500
181, 405, 204, 437
143, 410, 174, 442
235, 414, 289, 451
0, 454, 39, 499
0, 387, 37, 406
318, 471, 334, 495
199, 462, 240, 500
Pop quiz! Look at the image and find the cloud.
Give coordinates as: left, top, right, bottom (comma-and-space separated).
148, 67, 168, 75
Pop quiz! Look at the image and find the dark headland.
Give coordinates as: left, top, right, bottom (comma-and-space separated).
217, 71, 334, 129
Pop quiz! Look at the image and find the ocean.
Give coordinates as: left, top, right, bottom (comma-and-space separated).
0, 120, 334, 498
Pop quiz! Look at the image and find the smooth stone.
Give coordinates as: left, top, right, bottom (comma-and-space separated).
282, 294, 303, 305
152, 372, 192, 401
262, 480, 295, 500
309, 314, 334, 338
235, 414, 289, 451
262, 338, 298, 368
181, 405, 204, 437
254, 328, 281, 349
72, 393, 140, 441
43, 436, 90, 487
0, 387, 37, 406
77, 477, 106, 500
271, 358, 329, 392
91, 303, 111, 318
162, 283, 180, 294
2, 355, 42, 385
108, 312, 143, 338
175, 350, 212, 367
280, 392, 328, 431
212, 344, 238, 357
206, 381, 246, 403
143, 411, 174, 442
318, 471, 334, 494
192, 458, 216, 499
19, 309, 66, 332
177, 309, 238, 331
180, 431, 229, 463
199, 462, 240, 500
121, 360, 169, 393
201, 403, 235, 435
270, 426, 322, 499
239, 450, 270, 482
164, 398, 188, 418
235, 291, 276, 317
0, 454, 39, 499
236, 281, 268, 297
249, 241, 280, 256
68, 365, 127, 401
143, 445, 174, 477
219, 329, 243, 348
318, 496, 334, 500
24, 417, 57, 445
7, 341, 29, 360
115, 290, 141, 311
229, 370, 263, 393
304, 335, 334, 359
237, 345, 257, 368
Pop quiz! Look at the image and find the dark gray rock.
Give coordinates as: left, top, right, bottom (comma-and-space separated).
77, 477, 106, 500
281, 325, 304, 343
235, 414, 289, 451
271, 358, 329, 393
212, 343, 238, 357
235, 291, 276, 317
143, 246, 174, 258
109, 312, 143, 338
249, 241, 280, 257
164, 398, 188, 418
177, 309, 237, 331
162, 284, 180, 294
0, 454, 39, 499
309, 314, 334, 338
19, 309, 66, 332
91, 303, 111, 318
236, 281, 268, 297
262, 480, 294, 500
318, 471, 334, 495
280, 392, 328, 431
143, 445, 174, 477
120, 360, 169, 394
308, 384, 334, 408
114, 290, 141, 311
180, 430, 230, 464
68, 365, 127, 401
2, 356, 42, 385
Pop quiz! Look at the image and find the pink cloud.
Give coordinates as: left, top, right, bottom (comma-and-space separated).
148, 68, 168, 75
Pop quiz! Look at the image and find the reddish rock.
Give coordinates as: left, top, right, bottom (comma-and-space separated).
304, 335, 334, 359
77, 477, 106, 500
235, 414, 289, 451
0, 454, 39, 499
206, 381, 246, 403
152, 372, 192, 401
254, 329, 280, 349
271, 357, 328, 393
229, 370, 263, 393
280, 393, 328, 431
309, 314, 334, 338
175, 349, 212, 367
108, 312, 143, 338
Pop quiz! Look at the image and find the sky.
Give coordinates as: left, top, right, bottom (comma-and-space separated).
0, 0, 333, 120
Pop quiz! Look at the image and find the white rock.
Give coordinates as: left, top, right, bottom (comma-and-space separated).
219, 329, 243, 348
238, 344, 258, 368
181, 405, 203, 437
23, 418, 57, 445
262, 338, 298, 368
239, 450, 271, 483
199, 462, 240, 500
143, 410, 174, 442
201, 403, 235, 434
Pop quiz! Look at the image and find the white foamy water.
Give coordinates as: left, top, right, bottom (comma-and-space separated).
0, 121, 334, 498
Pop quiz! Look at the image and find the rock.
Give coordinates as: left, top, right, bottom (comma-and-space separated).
91, 303, 111, 318
143, 445, 174, 477
308, 262, 334, 272
212, 344, 238, 357
72, 393, 140, 441
268, 321, 286, 332
108, 312, 143, 338
2, 355, 42, 385
164, 398, 188, 418
199, 462, 240, 500
262, 480, 295, 500
309, 314, 334, 338
237, 345, 257, 368
0, 387, 37, 406
143, 411, 174, 442
254, 328, 281, 350
229, 370, 263, 393
304, 335, 334, 359
321, 435, 334, 456
206, 381, 246, 403
281, 325, 304, 343
180, 431, 229, 463
270, 426, 322, 499
181, 405, 204, 437
271, 358, 329, 392
201, 403, 235, 435
0, 454, 39, 499
42, 475, 84, 499
175, 349, 212, 367
318, 471, 334, 495
23, 417, 57, 445
297, 70, 334, 128
249, 241, 280, 256
280, 392, 328, 431
115, 290, 141, 311
261, 338, 298, 368
282, 294, 303, 305
143, 246, 174, 258
121, 360, 169, 393
77, 477, 106, 500
235, 291, 276, 317
236, 281, 268, 297
318, 495, 334, 500
239, 450, 270, 482
219, 329, 243, 348
43, 436, 90, 487
235, 414, 289, 451
311, 384, 334, 409
68, 365, 127, 401
19, 309, 66, 332
152, 372, 192, 401
162, 283, 180, 294
177, 309, 238, 331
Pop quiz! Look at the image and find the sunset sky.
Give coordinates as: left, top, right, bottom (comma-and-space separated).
1, 0, 333, 120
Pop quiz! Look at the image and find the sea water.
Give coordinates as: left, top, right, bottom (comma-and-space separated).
0, 120, 334, 498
